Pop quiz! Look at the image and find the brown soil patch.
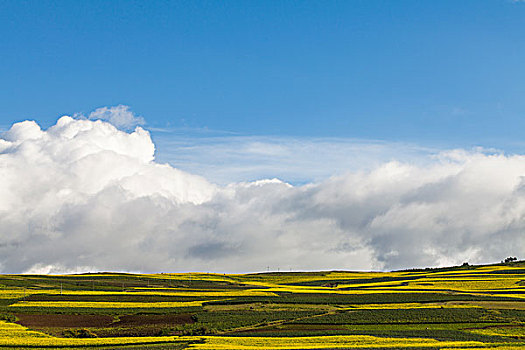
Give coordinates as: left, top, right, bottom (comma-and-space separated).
111, 313, 195, 327
15, 314, 113, 328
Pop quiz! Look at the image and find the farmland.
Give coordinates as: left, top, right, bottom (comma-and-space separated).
0, 262, 524, 349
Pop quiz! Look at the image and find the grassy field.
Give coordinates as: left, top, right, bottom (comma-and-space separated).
0, 261, 524, 349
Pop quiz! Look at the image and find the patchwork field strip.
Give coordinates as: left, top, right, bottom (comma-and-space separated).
0, 262, 524, 348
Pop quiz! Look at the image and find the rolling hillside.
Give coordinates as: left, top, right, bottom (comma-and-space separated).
1, 261, 524, 349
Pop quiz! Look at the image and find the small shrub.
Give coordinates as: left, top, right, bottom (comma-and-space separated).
0, 313, 17, 323
182, 325, 216, 335
157, 327, 175, 336
175, 323, 217, 336
63, 328, 97, 338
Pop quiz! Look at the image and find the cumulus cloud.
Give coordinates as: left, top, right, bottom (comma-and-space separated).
88, 105, 145, 130
0, 115, 524, 274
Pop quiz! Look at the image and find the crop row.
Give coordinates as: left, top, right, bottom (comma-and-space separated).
183, 335, 491, 349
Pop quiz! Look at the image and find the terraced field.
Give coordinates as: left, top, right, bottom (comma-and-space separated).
0, 262, 524, 349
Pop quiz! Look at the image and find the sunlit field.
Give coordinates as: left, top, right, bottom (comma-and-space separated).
1, 261, 524, 349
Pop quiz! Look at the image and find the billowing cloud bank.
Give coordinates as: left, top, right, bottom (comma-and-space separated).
1, 116, 524, 273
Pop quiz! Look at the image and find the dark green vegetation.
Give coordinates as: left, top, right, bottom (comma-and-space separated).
0, 261, 524, 348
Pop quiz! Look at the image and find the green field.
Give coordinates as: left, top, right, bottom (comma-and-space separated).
1, 261, 525, 349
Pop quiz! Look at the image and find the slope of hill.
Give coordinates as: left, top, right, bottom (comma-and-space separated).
0, 262, 524, 349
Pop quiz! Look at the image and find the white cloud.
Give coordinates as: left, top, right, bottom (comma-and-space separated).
0, 115, 524, 274
87, 105, 145, 130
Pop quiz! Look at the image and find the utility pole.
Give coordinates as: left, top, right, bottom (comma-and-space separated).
60, 283, 62, 295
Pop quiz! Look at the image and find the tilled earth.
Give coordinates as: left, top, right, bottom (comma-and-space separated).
15, 313, 195, 337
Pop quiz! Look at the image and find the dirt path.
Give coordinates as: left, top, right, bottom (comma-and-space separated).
219, 308, 346, 334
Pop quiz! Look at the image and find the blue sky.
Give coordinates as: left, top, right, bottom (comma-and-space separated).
2, 1, 525, 272
2, 1, 525, 147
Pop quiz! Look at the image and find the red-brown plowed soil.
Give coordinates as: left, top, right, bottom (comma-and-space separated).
111, 313, 195, 327
15, 314, 113, 328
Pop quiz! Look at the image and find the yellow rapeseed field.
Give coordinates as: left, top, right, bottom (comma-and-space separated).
0, 321, 183, 347
183, 335, 486, 349
1, 263, 524, 348
9, 300, 213, 308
